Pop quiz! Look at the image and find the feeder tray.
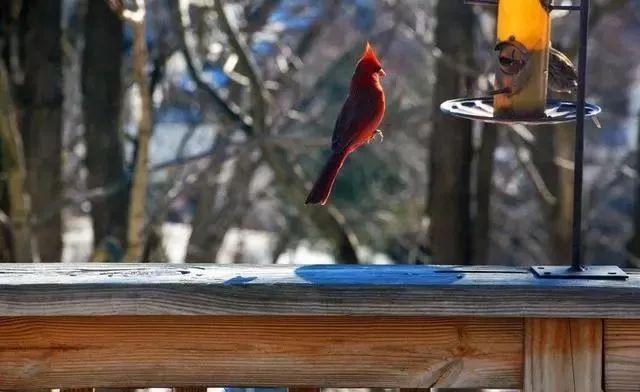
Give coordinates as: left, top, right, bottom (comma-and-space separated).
440, 97, 602, 125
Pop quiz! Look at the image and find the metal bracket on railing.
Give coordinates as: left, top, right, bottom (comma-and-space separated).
531, 265, 628, 280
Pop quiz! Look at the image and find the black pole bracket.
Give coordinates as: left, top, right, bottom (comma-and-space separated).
531, 265, 628, 280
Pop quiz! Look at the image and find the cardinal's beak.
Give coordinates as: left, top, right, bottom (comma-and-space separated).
378, 68, 386, 78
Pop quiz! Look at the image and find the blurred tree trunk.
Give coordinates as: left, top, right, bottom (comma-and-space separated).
427, 0, 474, 265
0, 2, 11, 66
531, 126, 559, 263
104, 0, 153, 262
185, 169, 223, 263
186, 155, 260, 263
531, 126, 574, 265
21, 0, 62, 261
627, 113, 640, 265
552, 124, 575, 263
0, 0, 21, 81
83, 0, 129, 255
474, 123, 498, 264
0, 61, 32, 261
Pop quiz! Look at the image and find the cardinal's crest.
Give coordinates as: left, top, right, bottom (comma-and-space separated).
361, 42, 382, 67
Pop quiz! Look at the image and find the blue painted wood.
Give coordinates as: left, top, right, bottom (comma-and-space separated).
0, 264, 638, 317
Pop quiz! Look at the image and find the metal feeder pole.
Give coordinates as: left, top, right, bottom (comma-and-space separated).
570, 0, 590, 272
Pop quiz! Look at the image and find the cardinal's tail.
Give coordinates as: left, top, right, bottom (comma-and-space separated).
305, 151, 349, 205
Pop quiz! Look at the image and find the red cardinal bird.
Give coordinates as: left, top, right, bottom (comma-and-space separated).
305, 42, 386, 205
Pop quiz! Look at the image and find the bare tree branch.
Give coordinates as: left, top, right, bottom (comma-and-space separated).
168, 0, 253, 134
149, 134, 327, 171
214, 0, 268, 135
107, 0, 153, 261
106, 0, 145, 24
243, 0, 282, 38
507, 132, 557, 206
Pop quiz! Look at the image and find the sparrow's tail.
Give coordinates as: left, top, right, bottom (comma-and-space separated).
305, 151, 349, 205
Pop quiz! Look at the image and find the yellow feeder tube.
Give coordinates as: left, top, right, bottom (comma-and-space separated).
494, 0, 551, 119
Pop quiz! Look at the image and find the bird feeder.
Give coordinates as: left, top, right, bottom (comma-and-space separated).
493, 0, 550, 118
440, 0, 625, 280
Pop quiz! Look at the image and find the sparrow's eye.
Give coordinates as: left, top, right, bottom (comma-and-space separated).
499, 56, 514, 66
498, 46, 527, 75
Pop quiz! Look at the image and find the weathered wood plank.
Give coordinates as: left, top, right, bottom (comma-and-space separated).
524, 318, 602, 392
0, 316, 522, 389
0, 264, 638, 318
571, 319, 603, 392
605, 319, 640, 391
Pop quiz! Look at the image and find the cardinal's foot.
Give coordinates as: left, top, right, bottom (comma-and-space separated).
373, 129, 384, 143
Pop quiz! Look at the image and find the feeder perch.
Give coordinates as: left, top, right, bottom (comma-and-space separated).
440, 97, 601, 125
440, 0, 625, 280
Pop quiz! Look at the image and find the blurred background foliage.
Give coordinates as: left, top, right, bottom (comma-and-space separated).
0, 0, 639, 266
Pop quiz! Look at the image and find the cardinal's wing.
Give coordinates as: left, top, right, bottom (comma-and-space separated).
330, 92, 380, 153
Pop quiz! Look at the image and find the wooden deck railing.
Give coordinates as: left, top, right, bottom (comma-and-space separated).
0, 264, 639, 391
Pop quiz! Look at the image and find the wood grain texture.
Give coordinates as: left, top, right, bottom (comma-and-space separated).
605, 319, 640, 391
0, 316, 522, 389
524, 318, 602, 392
0, 264, 638, 318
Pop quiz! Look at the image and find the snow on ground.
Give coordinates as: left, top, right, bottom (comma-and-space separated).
162, 222, 191, 263
63, 216, 392, 264
62, 215, 93, 263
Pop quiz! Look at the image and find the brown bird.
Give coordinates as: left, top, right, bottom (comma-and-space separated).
305, 42, 386, 205
548, 47, 578, 94
548, 46, 601, 128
